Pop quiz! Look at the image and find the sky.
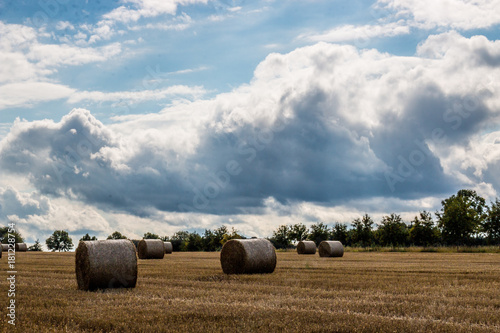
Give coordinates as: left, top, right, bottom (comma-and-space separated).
1, 0, 500, 246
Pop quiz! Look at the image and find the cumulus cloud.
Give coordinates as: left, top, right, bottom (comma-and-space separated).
377, 0, 500, 30
1, 33, 499, 223
0, 187, 51, 219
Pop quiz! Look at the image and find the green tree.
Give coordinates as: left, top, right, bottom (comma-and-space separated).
331, 223, 348, 245
185, 232, 203, 251
213, 225, 229, 249
436, 189, 486, 246
409, 211, 439, 246
107, 231, 128, 240
270, 225, 291, 249
170, 231, 190, 251
288, 223, 308, 242
350, 214, 374, 247
378, 213, 408, 247
308, 222, 330, 246
79, 233, 97, 241
201, 226, 228, 251
483, 198, 500, 245
221, 227, 243, 246
46, 230, 74, 252
143, 232, 160, 239
28, 239, 43, 251
202, 229, 215, 251
0, 227, 24, 244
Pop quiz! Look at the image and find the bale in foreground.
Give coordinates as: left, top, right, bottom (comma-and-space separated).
297, 240, 316, 255
220, 239, 277, 274
138, 239, 165, 259
318, 241, 344, 257
15, 243, 27, 252
75, 240, 137, 291
164, 241, 173, 254
1, 244, 9, 252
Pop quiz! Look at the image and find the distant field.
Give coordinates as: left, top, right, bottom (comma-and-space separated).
1, 251, 500, 332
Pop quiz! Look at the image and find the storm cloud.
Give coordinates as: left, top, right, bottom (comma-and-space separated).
1, 32, 499, 218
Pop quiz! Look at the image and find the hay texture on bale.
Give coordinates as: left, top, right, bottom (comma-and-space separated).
164, 242, 173, 254
1, 244, 9, 252
318, 241, 344, 257
138, 239, 165, 259
15, 243, 27, 252
297, 240, 317, 255
220, 238, 277, 274
75, 239, 137, 291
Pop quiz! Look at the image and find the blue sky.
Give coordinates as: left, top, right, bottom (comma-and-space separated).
1, 0, 500, 246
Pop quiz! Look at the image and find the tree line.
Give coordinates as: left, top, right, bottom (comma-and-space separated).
1, 189, 499, 251
270, 190, 500, 248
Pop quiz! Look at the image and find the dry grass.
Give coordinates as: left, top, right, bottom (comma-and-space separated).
1, 252, 499, 332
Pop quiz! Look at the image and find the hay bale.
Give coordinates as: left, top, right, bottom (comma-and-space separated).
297, 240, 317, 254
220, 238, 277, 274
137, 239, 165, 259
164, 241, 173, 254
15, 243, 27, 252
1, 244, 9, 252
318, 241, 344, 257
75, 239, 137, 291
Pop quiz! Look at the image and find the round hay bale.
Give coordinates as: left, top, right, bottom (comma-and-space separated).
220, 239, 277, 274
15, 243, 27, 252
137, 239, 165, 259
297, 240, 316, 255
1, 244, 9, 252
75, 239, 137, 291
318, 241, 344, 257
164, 242, 173, 254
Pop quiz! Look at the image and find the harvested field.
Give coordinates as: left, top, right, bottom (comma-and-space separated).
1, 252, 499, 332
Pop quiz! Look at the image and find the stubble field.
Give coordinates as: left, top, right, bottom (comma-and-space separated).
1, 251, 499, 332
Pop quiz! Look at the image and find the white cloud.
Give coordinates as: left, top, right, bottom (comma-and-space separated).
128, 12, 193, 31
27, 42, 122, 67
0, 81, 75, 109
1, 33, 500, 236
299, 21, 410, 43
103, 0, 208, 24
0, 21, 124, 109
56, 21, 75, 31
68, 85, 207, 104
377, 0, 500, 30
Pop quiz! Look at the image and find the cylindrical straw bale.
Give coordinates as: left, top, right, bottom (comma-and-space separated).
1, 244, 9, 252
318, 241, 344, 257
75, 240, 137, 291
297, 240, 316, 255
164, 242, 173, 254
138, 239, 165, 259
15, 243, 27, 252
220, 239, 277, 274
